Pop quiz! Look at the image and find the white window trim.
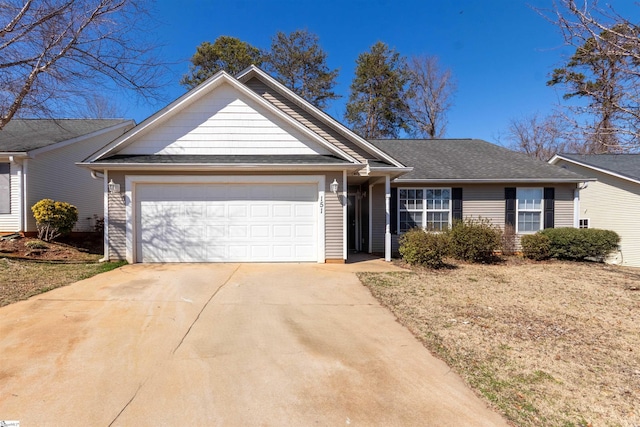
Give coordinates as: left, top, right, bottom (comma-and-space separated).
398, 187, 452, 233
579, 218, 590, 229
516, 187, 544, 234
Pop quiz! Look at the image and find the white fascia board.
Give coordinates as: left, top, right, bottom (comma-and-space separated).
0, 152, 28, 158
88, 72, 358, 164
237, 66, 406, 168
76, 161, 365, 173
393, 178, 596, 184
28, 120, 135, 158
550, 154, 640, 185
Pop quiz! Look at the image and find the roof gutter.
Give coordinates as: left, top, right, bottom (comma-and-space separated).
393, 178, 596, 184
76, 162, 366, 172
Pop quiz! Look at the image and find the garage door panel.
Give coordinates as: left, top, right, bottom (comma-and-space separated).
136, 182, 318, 262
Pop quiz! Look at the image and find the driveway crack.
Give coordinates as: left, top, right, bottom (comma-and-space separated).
108, 381, 144, 427
172, 264, 241, 355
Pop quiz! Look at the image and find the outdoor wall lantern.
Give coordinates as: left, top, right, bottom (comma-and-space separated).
108, 179, 121, 195
330, 179, 339, 194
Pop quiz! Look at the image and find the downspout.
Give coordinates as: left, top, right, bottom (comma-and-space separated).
21, 158, 28, 234
100, 170, 109, 262
574, 182, 589, 228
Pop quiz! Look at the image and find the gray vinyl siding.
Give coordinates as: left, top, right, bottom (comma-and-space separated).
554, 185, 575, 228
324, 172, 343, 260
370, 184, 386, 254
106, 171, 345, 262
245, 78, 372, 163
556, 160, 640, 267
369, 183, 577, 257
107, 171, 127, 260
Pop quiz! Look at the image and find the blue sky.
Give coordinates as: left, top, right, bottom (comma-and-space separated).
121, 0, 638, 145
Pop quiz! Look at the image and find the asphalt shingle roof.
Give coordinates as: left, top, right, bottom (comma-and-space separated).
370, 139, 588, 182
0, 119, 128, 152
558, 153, 640, 182
98, 154, 352, 164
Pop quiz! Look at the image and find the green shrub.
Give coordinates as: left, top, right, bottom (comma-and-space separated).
447, 218, 502, 263
520, 233, 551, 260
540, 227, 620, 261
31, 199, 78, 242
399, 228, 449, 268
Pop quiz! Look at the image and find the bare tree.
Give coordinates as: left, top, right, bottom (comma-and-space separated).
543, 0, 640, 151
504, 113, 584, 160
75, 94, 122, 118
406, 55, 456, 138
0, 0, 163, 129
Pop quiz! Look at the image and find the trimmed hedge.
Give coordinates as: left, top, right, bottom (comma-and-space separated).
447, 218, 502, 263
539, 227, 620, 261
399, 228, 449, 268
521, 233, 551, 260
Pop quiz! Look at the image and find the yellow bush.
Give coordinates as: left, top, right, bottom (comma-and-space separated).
31, 199, 78, 241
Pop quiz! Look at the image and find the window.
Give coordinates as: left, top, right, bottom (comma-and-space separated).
0, 163, 9, 214
399, 188, 450, 232
579, 218, 590, 229
517, 188, 543, 233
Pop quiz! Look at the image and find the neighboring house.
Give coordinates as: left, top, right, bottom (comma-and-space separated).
78, 66, 589, 264
550, 154, 640, 267
0, 119, 135, 234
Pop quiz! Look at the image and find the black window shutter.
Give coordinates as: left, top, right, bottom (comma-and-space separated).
505, 187, 516, 227
390, 187, 398, 234
544, 187, 555, 229
452, 187, 463, 221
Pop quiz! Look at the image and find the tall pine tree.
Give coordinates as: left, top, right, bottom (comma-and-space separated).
345, 42, 410, 139
266, 29, 339, 109
181, 36, 263, 89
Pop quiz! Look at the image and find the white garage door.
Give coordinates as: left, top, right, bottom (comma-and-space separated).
135, 183, 318, 262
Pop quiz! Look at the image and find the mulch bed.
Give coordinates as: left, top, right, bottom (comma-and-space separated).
0, 234, 103, 262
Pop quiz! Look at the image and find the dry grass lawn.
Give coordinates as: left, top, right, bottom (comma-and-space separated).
0, 258, 126, 307
358, 259, 640, 427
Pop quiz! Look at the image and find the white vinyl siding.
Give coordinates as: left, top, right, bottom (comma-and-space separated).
0, 160, 22, 232
118, 83, 330, 156
555, 160, 640, 267
25, 124, 132, 232
244, 78, 373, 162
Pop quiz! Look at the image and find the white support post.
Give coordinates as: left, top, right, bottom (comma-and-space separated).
368, 183, 373, 254
574, 187, 580, 228
384, 175, 391, 262
343, 170, 347, 261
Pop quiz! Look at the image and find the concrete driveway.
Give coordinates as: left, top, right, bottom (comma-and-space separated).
0, 260, 508, 426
